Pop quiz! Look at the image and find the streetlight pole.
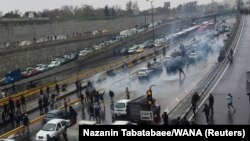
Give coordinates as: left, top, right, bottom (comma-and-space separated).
146, 0, 155, 46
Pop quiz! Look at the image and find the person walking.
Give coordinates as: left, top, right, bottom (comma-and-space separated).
162, 112, 169, 125
94, 101, 101, 124
208, 94, 214, 114
202, 104, 210, 125
125, 87, 130, 99
23, 114, 30, 134
191, 92, 200, 117
179, 67, 186, 78
109, 90, 114, 102
227, 93, 236, 112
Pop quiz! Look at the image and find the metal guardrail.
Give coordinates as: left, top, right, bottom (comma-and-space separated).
168, 14, 243, 121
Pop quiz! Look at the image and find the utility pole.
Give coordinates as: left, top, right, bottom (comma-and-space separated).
146, 0, 155, 46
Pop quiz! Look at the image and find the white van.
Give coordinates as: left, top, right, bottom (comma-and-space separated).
114, 99, 131, 116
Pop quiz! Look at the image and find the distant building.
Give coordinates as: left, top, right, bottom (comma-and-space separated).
164, 2, 170, 10
205, 2, 218, 14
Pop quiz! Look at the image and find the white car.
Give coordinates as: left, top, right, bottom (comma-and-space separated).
36, 38, 48, 43
48, 61, 61, 69
35, 119, 69, 141
19, 40, 32, 46
112, 120, 137, 125
35, 64, 48, 72
79, 50, 89, 56
137, 68, 152, 78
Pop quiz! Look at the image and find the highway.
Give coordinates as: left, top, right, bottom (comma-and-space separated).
6, 17, 236, 141
192, 15, 250, 125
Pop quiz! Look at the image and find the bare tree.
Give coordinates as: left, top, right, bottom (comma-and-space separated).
126, 0, 133, 15
132, 0, 140, 15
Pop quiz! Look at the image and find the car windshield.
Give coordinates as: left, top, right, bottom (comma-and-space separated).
45, 113, 55, 118
139, 69, 147, 72
115, 102, 125, 108
42, 123, 56, 131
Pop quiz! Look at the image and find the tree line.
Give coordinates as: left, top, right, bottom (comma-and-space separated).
0, 0, 141, 20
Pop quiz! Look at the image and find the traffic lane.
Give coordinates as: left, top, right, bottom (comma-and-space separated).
92, 40, 221, 120
192, 16, 250, 125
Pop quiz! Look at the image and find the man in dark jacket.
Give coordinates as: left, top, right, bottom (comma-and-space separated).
209, 94, 214, 114
202, 104, 210, 124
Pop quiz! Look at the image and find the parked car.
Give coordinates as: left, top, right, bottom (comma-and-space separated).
35, 119, 69, 141
48, 61, 61, 69
22, 67, 39, 78
35, 64, 48, 72
44, 110, 70, 123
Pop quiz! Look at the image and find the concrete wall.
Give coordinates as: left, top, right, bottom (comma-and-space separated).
0, 19, 187, 77
0, 14, 169, 46
0, 36, 109, 75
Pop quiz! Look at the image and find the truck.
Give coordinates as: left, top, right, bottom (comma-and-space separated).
0, 69, 22, 85
126, 96, 161, 124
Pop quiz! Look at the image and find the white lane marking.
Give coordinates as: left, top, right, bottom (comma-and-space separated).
188, 15, 245, 121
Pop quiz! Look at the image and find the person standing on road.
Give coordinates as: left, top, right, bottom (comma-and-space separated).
227, 93, 236, 112
89, 103, 95, 121
191, 92, 200, 117
38, 98, 43, 115
162, 112, 169, 125
23, 114, 30, 134
64, 98, 68, 111
109, 90, 114, 102
16, 99, 21, 113
94, 101, 101, 124
125, 87, 130, 99
202, 104, 210, 125
69, 106, 77, 126
20, 95, 26, 110
209, 94, 214, 114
